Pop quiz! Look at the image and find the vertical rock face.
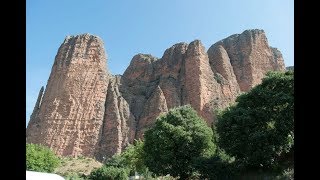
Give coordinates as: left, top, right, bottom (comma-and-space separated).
26, 34, 109, 158
137, 86, 168, 138
207, 45, 241, 106
210, 29, 285, 91
95, 75, 136, 160
27, 29, 286, 160
184, 40, 219, 125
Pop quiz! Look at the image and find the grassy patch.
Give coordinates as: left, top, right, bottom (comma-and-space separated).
54, 156, 103, 178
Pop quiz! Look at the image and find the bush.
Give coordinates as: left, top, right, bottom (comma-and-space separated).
88, 166, 128, 180
101, 140, 147, 176
26, 143, 60, 173
119, 139, 147, 175
88, 139, 148, 179
104, 154, 127, 169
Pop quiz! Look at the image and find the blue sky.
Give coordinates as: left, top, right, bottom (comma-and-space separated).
26, 0, 294, 126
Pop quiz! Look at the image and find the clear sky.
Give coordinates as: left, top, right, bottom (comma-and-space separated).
26, 0, 294, 126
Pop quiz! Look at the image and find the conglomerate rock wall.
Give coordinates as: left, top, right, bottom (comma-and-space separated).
26, 29, 285, 161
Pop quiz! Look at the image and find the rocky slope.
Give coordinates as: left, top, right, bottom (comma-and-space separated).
26, 29, 285, 161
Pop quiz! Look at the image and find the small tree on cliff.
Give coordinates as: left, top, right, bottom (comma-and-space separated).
143, 105, 215, 179
26, 143, 60, 173
216, 71, 294, 171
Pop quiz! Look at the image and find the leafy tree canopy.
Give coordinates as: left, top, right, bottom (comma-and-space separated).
216, 71, 294, 170
143, 105, 216, 179
104, 139, 146, 175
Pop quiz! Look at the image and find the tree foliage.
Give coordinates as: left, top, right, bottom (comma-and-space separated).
216, 71, 294, 170
119, 139, 146, 174
103, 139, 146, 175
194, 154, 234, 179
26, 143, 60, 173
88, 166, 128, 180
143, 105, 215, 179
88, 140, 146, 179
194, 124, 236, 179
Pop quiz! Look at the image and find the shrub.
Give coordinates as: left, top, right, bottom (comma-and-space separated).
26, 143, 60, 173
88, 166, 128, 180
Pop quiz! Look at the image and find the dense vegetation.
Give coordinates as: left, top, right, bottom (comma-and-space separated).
216, 71, 294, 177
26, 143, 60, 173
193, 143, 236, 179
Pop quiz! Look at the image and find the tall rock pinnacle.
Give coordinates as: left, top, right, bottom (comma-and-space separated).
27, 34, 110, 158
27, 29, 285, 160
208, 29, 285, 91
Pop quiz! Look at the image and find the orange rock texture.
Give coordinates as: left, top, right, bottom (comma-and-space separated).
27, 29, 285, 161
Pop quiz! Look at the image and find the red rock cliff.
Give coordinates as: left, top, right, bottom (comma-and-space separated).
27, 29, 285, 160
26, 34, 110, 158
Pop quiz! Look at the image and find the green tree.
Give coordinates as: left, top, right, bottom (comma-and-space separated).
88, 140, 147, 179
120, 139, 147, 175
26, 143, 60, 173
143, 105, 215, 179
194, 153, 235, 179
216, 71, 294, 171
194, 124, 236, 179
103, 140, 146, 176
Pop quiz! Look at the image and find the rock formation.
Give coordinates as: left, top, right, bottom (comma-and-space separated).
26, 34, 110, 158
26, 29, 285, 161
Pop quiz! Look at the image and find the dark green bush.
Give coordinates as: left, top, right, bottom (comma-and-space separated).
88, 166, 128, 180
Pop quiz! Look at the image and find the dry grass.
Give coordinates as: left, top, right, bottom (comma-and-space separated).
54, 156, 103, 177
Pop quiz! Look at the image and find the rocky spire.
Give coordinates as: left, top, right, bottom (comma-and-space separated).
27, 29, 286, 160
